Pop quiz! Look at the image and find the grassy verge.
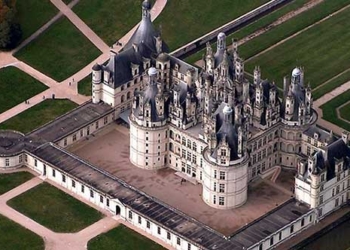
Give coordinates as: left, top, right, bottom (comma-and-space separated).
0, 172, 34, 195
313, 70, 350, 100
0, 99, 78, 134
339, 102, 350, 123
154, 0, 270, 51
7, 182, 104, 233
246, 4, 350, 90
15, 17, 101, 82
73, 0, 140, 46
321, 89, 350, 132
78, 74, 92, 96
88, 224, 165, 250
240, 0, 350, 59
16, 0, 58, 42
185, 0, 310, 65
0, 214, 44, 250
0, 67, 48, 113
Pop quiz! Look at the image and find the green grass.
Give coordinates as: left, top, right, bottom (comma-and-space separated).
0, 214, 44, 250
0, 67, 48, 113
246, 3, 350, 90
15, 17, 101, 82
0, 172, 34, 195
154, 0, 270, 51
313, 70, 350, 100
73, 0, 140, 46
78, 73, 92, 96
240, 0, 350, 60
88, 224, 165, 250
339, 102, 350, 123
185, 0, 310, 64
8, 182, 104, 233
0, 99, 78, 134
321, 89, 350, 132
16, 0, 58, 42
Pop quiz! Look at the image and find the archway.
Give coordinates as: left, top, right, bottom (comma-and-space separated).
116, 205, 121, 215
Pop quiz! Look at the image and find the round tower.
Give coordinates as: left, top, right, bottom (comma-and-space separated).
92, 63, 102, 104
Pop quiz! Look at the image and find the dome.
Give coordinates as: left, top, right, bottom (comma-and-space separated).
218, 32, 226, 40
157, 53, 169, 62
148, 67, 157, 76
92, 63, 101, 71
292, 67, 301, 77
223, 105, 233, 114
142, 0, 151, 9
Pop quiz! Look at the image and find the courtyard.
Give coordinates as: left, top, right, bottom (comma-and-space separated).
70, 123, 294, 236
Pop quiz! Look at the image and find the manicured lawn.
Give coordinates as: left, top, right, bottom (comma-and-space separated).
246, 4, 350, 91
88, 224, 165, 250
0, 172, 34, 195
7, 182, 104, 233
339, 102, 350, 123
78, 73, 92, 96
0, 214, 44, 250
0, 67, 48, 113
15, 17, 101, 82
313, 70, 350, 100
73, 0, 140, 46
16, 0, 58, 42
321, 89, 350, 132
0, 99, 78, 134
185, 0, 310, 65
154, 0, 270, 51
241, 0, 350, 60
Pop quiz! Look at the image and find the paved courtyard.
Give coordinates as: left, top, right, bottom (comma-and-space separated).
70, 123, 293, 236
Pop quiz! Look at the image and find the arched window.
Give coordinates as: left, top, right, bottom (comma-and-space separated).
121, 95, 125, 103
127, 92, 131, 100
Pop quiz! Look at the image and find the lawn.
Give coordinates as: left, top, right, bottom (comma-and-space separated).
185, 0, 310, 65
154, 0, 271, 51
245, 4, 350, 90
321, 89, 350, 132
88, 224, 165, 250
0, 67, 48, 114
339, 102, 350, 123
15, 17, 101, 82
0, 214, 44, 250
78, 73, 92, 96
16, 0, 58, 42
73, 0, 141, 46
313, 70, 350, 100
0, 172, 34, 195
240, 0, 350, 60
0, 99, 78, 134
7, 182, 104, 233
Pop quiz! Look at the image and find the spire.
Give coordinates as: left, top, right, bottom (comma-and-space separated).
142, 0, 151, 20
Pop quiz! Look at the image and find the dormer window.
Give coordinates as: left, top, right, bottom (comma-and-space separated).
314, 133, 319, 140
175, 63, 179, 71
221, 149, 227, 156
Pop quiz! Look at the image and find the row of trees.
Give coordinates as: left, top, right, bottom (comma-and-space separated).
0, 0, 22, 50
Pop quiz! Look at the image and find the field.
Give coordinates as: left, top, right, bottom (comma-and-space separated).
73, 0, 140, 46
0, 99, 78, 134
246, 4, 350, 90
7, 182, 104, 233
0, 172, 34, 195
88, 224, 165, 250
14, 17, 101, 82
0, 214, 44, 250
16, 0, 58, 42
320, 89, 350, 132
0, 67, 48, 114
185, 0, 310, 65
153, 0, 270, 51
313, 70, 350, 100
78, 73, 92, 96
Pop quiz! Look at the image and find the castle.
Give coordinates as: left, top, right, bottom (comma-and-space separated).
1, 1, 349, 249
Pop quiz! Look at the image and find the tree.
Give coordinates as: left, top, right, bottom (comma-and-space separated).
0, 0, 22, 50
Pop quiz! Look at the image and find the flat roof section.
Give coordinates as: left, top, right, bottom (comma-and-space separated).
69, 124, 300, 236
28, 102, 114, 142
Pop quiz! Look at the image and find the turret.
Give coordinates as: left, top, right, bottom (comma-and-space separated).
92, 63, 102, 104
255, 82, 263, 108
235, 57, 244, 81
237, 126, 243, 158
142, 0, 151, 20
205, 42, 214, 73
285, 87, 294, 120
242, 80, 249, 103
217, 32, 226, 52
253, 66, 261, 85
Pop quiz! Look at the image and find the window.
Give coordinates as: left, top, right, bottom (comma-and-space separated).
219, 197, 225, 205
182, 137, 186, 146
107, 199, 109, 207
157, 226, 161, 235
95, 121, 99, 129
52, 169, 56, 177
100, 195, 104, 203
64, 138, 67, 146
24, 154, 28, 162
219, 171, 225, 180
213, 195, 216, 204
193, 142, 197, 152
290, 225, 294, 234
129, 211, 133, 219
214, 170, 217, 179
279, 232, 282, 241
90, 189, 94, 198
177, 237, 181, 245
219, 184, 225, 193
188, 243, 191, 250
270, 237, 274, 246
81, 185, 85, 193
335, 198, 339, 207
19, 155, 22, 163
62, 174, 66, 183
320, 195, 323, 204
5, 158, 9, 166
214, 182, 217, 192
80, 130, 83, 137
147, 220, 150, 229
187, 139, 191, 148
221, 149, 227, 156
187, 151, 191, 160
70, 180, 75, 188
138, 216, 142, 224
301, 218, 305, 227
309, 215, 312, 222
182, 149, 186, 158
167, 231, 171, 240
73, 134, 77, 141
34, 159, 38, 167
